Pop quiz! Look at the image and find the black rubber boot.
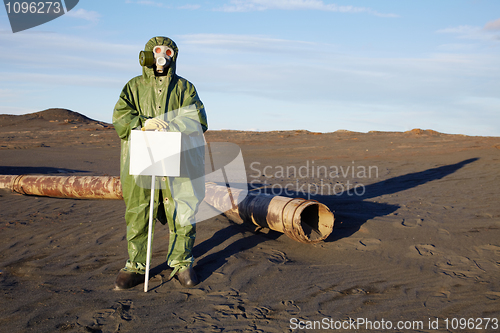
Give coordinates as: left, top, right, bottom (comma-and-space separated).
176, 266, 198, 288
114, 269, 145, 290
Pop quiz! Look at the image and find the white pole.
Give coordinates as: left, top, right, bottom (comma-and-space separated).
144, 175, 155, 292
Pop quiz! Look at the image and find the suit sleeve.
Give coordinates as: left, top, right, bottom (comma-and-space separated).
167, 81, 208, 134
113, 80, 143, 140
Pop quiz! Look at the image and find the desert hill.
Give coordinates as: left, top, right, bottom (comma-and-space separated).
0, 108, 110, 129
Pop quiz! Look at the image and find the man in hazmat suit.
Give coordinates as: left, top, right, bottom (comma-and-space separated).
113, 36, 208, 289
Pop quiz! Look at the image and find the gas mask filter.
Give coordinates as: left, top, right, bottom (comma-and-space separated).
139, 45, 174, 73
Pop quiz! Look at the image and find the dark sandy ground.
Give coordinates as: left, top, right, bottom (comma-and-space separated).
1, 109, 500, 332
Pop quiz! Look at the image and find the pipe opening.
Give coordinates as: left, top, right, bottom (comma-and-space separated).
299, 203, 334, 242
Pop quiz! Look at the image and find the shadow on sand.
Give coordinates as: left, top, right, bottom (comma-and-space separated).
324, 157, 478, 242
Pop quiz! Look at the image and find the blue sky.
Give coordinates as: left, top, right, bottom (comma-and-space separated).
1, 0, 499, 135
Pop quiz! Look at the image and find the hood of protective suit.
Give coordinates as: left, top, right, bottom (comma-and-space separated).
142, 36, 179, 79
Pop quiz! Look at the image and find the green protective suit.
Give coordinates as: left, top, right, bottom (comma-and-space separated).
113, 36, 208, 274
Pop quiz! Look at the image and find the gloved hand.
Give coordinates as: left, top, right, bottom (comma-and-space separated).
143, 118, 169, 131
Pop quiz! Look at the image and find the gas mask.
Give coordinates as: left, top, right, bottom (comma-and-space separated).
139, 45, 174, 74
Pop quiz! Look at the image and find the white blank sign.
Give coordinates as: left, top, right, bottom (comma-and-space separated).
129, 130, 182, 177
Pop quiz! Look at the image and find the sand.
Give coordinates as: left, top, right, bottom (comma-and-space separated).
1, 109, 500, 332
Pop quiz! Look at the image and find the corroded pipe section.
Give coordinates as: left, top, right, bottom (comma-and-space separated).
0, 175, 122, 199
204, 183, 334, 244
0, 175, 334, 243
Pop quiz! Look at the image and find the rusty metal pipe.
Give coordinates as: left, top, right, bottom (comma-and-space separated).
204, 183, 334, 244
0, 175, 123, 199
0, 175, 334, 243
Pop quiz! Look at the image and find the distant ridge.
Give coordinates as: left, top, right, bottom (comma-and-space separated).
0, 108, 106, 127
0, 109, 461, 136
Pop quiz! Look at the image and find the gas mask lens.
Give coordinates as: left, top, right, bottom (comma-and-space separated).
155, 46, 173, 57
